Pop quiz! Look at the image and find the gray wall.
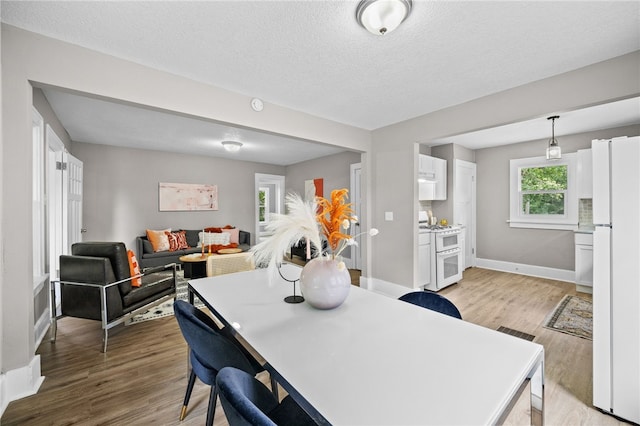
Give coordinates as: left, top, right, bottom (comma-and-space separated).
285, 151, 362, 197
1, 24, 369, 378
475, 124, 640, 270
370, 51, 639, 286
285, 151, 362, 259
71, 142, 285, 248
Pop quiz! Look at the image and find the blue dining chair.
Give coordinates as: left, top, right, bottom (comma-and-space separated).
398, 291, 462, 319
216, 366, 317, 426
173, 300, 278, 425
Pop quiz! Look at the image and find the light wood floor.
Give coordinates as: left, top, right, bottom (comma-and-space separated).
2, 268, 625, 425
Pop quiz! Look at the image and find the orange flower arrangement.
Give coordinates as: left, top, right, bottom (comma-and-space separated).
316, 188, 355, 255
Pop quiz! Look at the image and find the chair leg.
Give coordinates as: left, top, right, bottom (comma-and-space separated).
102, 328, 109, 353
50, 282, 58, 343
50, 314, 58, 343
270, 375, 279, 400
206, 384, 218, 426
180, 370, 197, 421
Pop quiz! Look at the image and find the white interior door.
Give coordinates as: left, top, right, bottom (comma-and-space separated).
64, 152, 84, 251
453, 159, 476, 269
350, 163, 362, 270
47, 126, 65, 280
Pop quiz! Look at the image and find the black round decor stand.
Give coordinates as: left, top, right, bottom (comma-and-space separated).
284, 295, 305, 304
277, 262, 304, 304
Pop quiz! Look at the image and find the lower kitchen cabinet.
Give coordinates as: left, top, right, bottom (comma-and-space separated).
575, 232, 593, 293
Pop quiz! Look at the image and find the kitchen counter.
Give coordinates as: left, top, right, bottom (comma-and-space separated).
575, 226, 595, 234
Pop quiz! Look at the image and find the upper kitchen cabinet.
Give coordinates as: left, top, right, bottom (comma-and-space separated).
577, 148, 593, 199
419, 154, 447, 200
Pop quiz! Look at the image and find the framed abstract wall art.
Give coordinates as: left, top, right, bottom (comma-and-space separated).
159, 182, 218, 211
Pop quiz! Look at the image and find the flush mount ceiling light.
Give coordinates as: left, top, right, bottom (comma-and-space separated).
356, 0, 412, 36
222, 141, 243, 152
546, 115, 561, 160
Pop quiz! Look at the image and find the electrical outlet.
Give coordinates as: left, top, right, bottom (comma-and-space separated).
385, 211, 394, 221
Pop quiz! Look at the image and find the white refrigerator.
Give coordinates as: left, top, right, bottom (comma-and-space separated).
592, 136, 640, 424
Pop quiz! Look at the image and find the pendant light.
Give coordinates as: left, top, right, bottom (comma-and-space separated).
546, 115, 561, 160
356, 0, 412, 36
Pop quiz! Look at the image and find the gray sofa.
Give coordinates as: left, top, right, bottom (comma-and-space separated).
136, 229, 251, 269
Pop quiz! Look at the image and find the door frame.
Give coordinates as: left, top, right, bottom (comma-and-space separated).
350, 163, 362, 270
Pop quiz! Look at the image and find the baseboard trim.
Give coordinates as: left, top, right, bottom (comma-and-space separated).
361, 259, 574, 304
476, 258, 575, 283
34, 308, 51, 349
0, 355, 45, 416
360, 276, 414, 299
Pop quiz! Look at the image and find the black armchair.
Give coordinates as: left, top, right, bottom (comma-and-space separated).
53, 242, 177, 352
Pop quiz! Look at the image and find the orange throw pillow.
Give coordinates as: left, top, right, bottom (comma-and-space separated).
127, 250, 142, 287
204, 227, 222, 233
146, 228, 171, 252
206, 242, 239, 253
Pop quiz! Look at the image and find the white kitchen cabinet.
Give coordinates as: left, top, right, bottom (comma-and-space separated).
418, 155, 447, 200
418, 232, 431, 287
577, 148, 593, 199
575, 232, 593, 293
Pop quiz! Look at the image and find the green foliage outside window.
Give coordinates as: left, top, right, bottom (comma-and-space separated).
258, 190, 266, 222
520, 165, 567, 215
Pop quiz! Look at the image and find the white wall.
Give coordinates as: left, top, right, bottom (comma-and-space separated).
0, 7, 4, 412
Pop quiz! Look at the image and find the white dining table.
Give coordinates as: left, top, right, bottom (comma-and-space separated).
188, 263, 544, 425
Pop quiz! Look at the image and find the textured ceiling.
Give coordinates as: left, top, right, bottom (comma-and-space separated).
2, 1, 639, 161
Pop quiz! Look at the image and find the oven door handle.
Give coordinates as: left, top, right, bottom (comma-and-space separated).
438, 247, 461, 256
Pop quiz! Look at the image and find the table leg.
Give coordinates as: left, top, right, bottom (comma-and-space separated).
530, 357, 544, 426
188, 287, 194, 305
183, 262, 193, 279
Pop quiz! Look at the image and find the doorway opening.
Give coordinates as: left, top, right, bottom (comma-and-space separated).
254, 174, 285, 244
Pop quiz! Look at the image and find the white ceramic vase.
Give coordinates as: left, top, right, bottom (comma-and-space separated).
300, 257, 351, 309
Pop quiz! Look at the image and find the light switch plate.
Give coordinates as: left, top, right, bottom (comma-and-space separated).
385, 211, 394, 221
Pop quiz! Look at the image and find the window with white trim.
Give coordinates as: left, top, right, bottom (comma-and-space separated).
509, 154, 577, 230
258, 186, 270, 224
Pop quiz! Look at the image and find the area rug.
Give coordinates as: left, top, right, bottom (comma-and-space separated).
543, 294, 593, 340
126, 271, 204, 325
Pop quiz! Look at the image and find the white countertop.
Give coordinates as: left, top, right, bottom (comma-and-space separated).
575, 225, 595, 234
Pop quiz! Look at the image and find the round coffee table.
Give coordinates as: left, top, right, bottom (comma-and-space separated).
218, 248, 243, 254
179, 253, 209, 279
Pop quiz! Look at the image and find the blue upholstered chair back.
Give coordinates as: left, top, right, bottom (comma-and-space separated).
398, 291, 462, 319
173, 300, 256, 374
216, 367, 279, 426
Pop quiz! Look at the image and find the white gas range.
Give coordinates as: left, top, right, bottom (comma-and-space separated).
418, 223, 464, 291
